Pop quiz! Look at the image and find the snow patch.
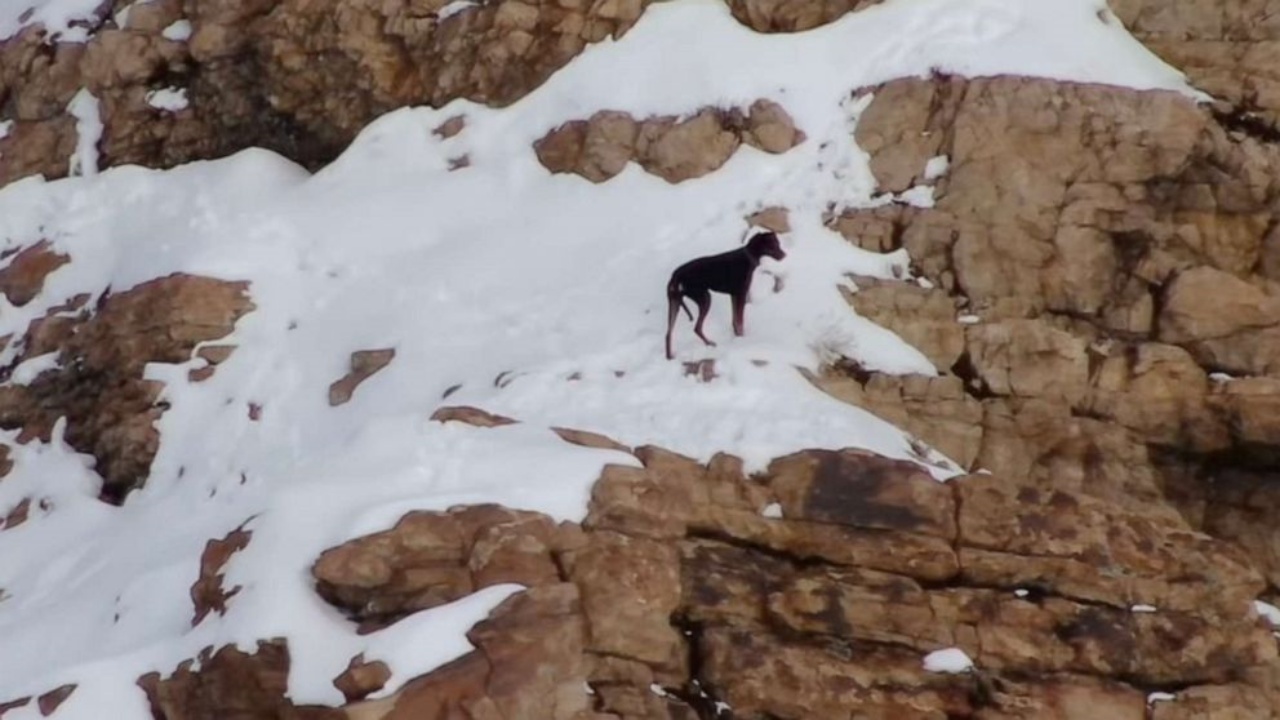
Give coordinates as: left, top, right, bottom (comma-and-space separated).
1148, 692, 1177, 705
146, 88, 189, 112
10, 353, 61, 386
957, 314, 980, 325
1, 0, 102, 42
437, 0, 479, 20
924, 154, 950, 181
66, 88, 101, 177
922, 648, 974, 674
161, 19, 191, 41
1255, 600, 1280, 627
761, 502, 783, 518
0, 120, 12, 141
1130, 604, 1157, 613
363, 584, 522, 698
894, 185, 935, 208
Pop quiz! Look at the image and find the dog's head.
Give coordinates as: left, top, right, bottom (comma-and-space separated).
747, 231, 786, 261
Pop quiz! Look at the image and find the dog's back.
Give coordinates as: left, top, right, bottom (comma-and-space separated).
669, 249, 751, 296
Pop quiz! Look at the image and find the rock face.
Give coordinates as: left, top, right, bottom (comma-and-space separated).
534, 101, 804, 184
1110, 0, 1280, 130
827, 75, 1280, 595
0, 271, 254, 501
328, 348, 396, 407
724, 0, 884, 32
283, 446, 1278, 718
138, 641, 345, 720
0, 0, 653, 186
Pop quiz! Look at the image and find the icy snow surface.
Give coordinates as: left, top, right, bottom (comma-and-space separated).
0, 0, 1193, 716
923, 647, 975, 674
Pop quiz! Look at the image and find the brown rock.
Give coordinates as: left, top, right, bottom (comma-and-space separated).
845, 276, 966, 372
807, 369, 983, 469
956, 473, 1265, 614
766, 449, 956, 539
535, 100, 802, 183
0, 697, 31, 717
1, 498, 32, 531
428, 405, 518, 428
36, 685, 75, 716
0, 240, 70, 307
964, 320, 1089, 406
579, 110, 639, 182
0, 0, 656, 187
698, 625, 974, 718
312, 505, 563, 628
551, 426, 632, 454
746, 206, 791, 233
347, 584, 592, 720
1158, 266, 1280, 376
1083, 342, 1225, 451
138, 641, 344, 720
636, 109, 740, 183
0, 274, 253, 502
328, 348, 396, 406
1110, 0, 1280, 128
191, 526, 252, 626
563, 530, 684, 672
333, 655, 392, 703
743, 98, 803, 153
724, 0, 884, 32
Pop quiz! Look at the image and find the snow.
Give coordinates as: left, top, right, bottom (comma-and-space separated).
1210, 372, 1235, 383
894, 184, 936, 208
0, 0, 102, 41
957, 314, 981, 325
66, 88, 101, 177
923, 155, 949, 181
161, 19, 191, 41
437, 0, 480, 20
1130, 604, 1157, 613
146, 88, 189, 112
923, 647, 974, 674
1013, 588, 1029, 598
361, 584, 521, 698
0, 120, 11, 141
10, 353, 61, 386
1255, 600, 1280, 627
0, 0, 1195, 716
761, 502, 783, 518
1148, 692, 1176, 705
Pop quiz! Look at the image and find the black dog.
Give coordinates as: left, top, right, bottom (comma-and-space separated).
665, 231, 786, 360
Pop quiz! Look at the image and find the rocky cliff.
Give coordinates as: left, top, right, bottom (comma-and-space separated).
1, 0, 1280, 719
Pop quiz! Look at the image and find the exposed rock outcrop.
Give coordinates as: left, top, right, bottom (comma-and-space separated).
1110, 0, 1280, 129
829, 74, 1280, 614
0, 272, 254, 501
0, 0, 653, 187
328, 348, 396, 407
724, 0, 884, 33
288, 445, 1277, 718
138, 641, 345, 720
534, 101, 804, 183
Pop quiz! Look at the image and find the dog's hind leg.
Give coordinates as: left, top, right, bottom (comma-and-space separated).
693, 291, 716, 348
665, 293, 682, 360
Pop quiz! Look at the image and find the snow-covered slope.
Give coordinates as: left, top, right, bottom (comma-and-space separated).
0, 0, 1191, 716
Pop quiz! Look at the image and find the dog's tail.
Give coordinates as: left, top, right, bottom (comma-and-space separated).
667, 279, 693, 320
